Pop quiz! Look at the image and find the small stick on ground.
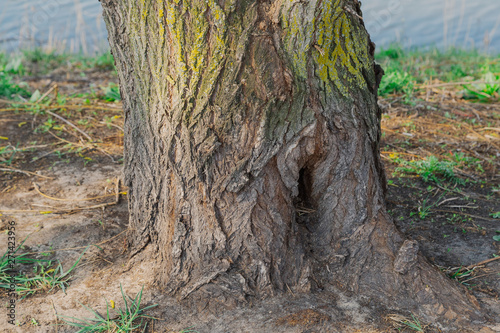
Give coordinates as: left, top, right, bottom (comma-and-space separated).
36, 84, 58, 104
47, 130, 116, 162
478, 127, 500, 132
466, 256, 500, 270
45, 110, 93, 142
1, 179, 122, 215
42, 178, 121, 213
0, 167, 54, 179
431, 209, 497, 222
33, 182, 123, 202
462, 271, 500, 284
436, 197, 460, 206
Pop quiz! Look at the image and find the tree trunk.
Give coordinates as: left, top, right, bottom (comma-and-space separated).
101, 0, 482, 324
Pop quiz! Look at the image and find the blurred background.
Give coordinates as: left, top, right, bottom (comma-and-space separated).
0, 0, 499, 54
0, 0, 107, 54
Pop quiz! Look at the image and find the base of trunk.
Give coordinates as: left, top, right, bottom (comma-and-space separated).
127, 119, 486, 327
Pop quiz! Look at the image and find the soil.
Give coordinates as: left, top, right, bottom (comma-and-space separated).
0, 69, 499, 332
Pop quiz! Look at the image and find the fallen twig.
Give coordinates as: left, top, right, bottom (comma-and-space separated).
431, 209, 497, 222
36, 84, 58, 104
99, 121, 124, 132
1, 179, 122, 215
436, 197, 460, 206
47, 130, 117, 163
461, 271, 500, 284
478, 127, 500, 132
466, 256, 500, 270
0, 166, 54, 179
435, 114, 500, 151
444, 205, 478, 209
45, 110, 93, 141
33, 182, 125, 202
42, 177, 121, 213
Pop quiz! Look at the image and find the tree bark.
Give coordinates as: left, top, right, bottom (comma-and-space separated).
101, 0, 482, 324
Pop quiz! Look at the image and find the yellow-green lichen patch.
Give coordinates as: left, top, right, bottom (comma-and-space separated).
281, 0, 316, 79
158, 0, 166, 45
314, 0, 371, 96
141, 0, 148, 21
165, 0, 188, 88
204, 0, 228, 87
188, 0, 230, 124
281, 0, 372, 97
186, 2, 209, 92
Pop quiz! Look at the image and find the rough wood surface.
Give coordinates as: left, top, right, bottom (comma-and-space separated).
101, 0, 485, 326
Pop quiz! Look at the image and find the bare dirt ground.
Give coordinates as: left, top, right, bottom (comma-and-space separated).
0, 67, 499, 332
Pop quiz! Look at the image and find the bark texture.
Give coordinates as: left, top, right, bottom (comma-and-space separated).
101, 0, 483, 324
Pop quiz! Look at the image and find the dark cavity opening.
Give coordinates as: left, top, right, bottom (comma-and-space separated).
298, 168, 312, 206
294, 167, 315, 225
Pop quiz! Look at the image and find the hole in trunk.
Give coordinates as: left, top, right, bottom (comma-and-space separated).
295, 167, 315, 224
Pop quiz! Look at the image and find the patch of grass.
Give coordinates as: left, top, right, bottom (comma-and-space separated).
22, 49, 70, 74
59, 285, 158, 332
463, 72, 499, 101
14, 254, 84, 297
402, 314, 425, 332
387, 313, 425, 332
446, 214, 471, 225
0, 72, 30, 99
413, 198, 433, 220
102, 83, 121, 102
23, 49, 66, 64
378, 71, 415, 102
392, 155, 463, 185
448, 266, 476, 285
494, 231, 500, 242
0, 143, 19, 166
0, 51, 30, 99
35, 117, 57, 133
0, 243, 90, 298
408, 192, 448, 221
451, 152, 484, 173
491, 212, 500, 219
0, 237, 38, 288
1, 49, 116, 75
79, 51, 115, 71
376, 45, 500, 103
0, 53, 25, 75
0, 53, 6, 69
377, 45, 500, 84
